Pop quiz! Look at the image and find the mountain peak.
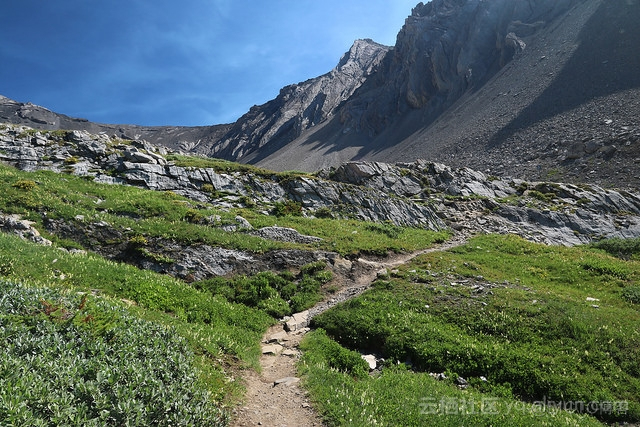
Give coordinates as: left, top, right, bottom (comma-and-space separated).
336, 39, 389, 75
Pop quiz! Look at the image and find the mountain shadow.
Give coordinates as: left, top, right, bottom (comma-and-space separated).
488, 0, 640, 148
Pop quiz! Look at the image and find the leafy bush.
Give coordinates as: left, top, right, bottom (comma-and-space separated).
11, 179, 38, 191
194, 262, 332, 317
0, 281, 227, 426
313, 206, 333, 219
271, 200, 303, 217
622, 286, 640, 304
592, 237, 640, 260
184, 209, 205, 224
365, 221, 403, 239
581, 259, 630, 279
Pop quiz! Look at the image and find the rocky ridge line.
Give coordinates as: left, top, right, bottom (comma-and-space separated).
2, 123, 640, 253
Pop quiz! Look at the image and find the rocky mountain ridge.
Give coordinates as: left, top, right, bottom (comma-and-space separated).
253, 0, 640, 189
2, 0, 638, 189
2, 123, 639, 261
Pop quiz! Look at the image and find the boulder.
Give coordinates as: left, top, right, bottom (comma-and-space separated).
284, 311, 310, 332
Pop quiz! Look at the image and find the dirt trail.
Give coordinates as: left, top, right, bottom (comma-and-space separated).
230, 236, 467, 427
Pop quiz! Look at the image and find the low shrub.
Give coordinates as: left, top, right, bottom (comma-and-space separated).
271, 200, 303, 217
0, 281, 227, 426
11, 179, 37, 191
592, 237, 640, 260
194, 262, 332, 317
622, 286, 640, 304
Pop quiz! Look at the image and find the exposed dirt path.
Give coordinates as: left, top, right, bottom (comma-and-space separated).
230, 235, 468, 427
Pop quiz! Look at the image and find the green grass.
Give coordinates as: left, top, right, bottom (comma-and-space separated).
299, 330, 605, 427
194, 261, 333, 318
0, 165, 291, 253
239, 211, 450, 257
165, 154, 311, 181
0, 164, 448, 257
0, 231, 274, 425
308, 234, 640, 424
0, 233, 273, 367
591, 236, 640, 260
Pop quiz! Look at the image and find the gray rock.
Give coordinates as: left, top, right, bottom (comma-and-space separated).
261, 344, 283, 355
0, 214, 52, 246
273, 377, 300, 386
123, 149, 157, 164
208, 39, 390, 162
234, 215, 253, 230
251, 226, 322, 244
284, 311, 310, 332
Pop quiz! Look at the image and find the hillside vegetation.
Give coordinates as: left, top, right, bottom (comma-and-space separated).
304, 234, 640, 425
0, 160, 446, 425
1, 153, 639, 425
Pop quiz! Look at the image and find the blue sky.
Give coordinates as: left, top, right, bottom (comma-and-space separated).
0, 1, 419, 126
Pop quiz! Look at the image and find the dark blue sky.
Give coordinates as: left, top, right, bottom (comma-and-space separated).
1, 1, 418, 126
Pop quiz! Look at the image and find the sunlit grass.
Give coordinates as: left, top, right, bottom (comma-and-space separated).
307, 234, 640, 425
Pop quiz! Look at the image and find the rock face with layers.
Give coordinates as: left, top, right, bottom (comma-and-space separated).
3, 124, 640, 248
206, 39, 390, 162
337, 0, 580, 135
2, 1, 639, 189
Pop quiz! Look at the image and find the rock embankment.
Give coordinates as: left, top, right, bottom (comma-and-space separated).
2, 123, 640, 250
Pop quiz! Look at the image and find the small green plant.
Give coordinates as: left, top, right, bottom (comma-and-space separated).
272, 200, 303, 217
314, 206, 334, 219
0, 281, 228, 426
527, 189, 555, 202
11, 179, 37, 191
64, 156, 80, 165
240, 195, 256, 208
128, 234, 148, 247
592, 237, 640, 260
622, 286, 640, 304
184, 209, 205, 224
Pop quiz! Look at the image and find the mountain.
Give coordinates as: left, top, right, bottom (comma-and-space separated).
2, 0, 639, 189
205, 39, 390, 164
0, 95, 231, 153
253, 0, 640, 189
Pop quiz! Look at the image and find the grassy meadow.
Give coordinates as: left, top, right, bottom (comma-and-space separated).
0, 160, 445, 425
304, 234, 640, 426
1, 156, 640, 426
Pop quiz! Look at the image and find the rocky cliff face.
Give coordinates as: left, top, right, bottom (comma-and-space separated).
205, 39, 390, 163
369, 0, 640, 188
337, 0, 579, 134
2, 0, 639, 190
2, 124, 640, 250
252, 0, 640, 190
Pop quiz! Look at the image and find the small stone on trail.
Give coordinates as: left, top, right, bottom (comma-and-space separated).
261, 344, 283, 355
273, 377, 300, 387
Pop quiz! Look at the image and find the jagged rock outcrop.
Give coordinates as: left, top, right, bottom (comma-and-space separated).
337, 0, 580, 135
206, 39, 390, 162
0, 95, 230, 154
324, 160, 640, 245
3, 124, 640, 248
0, 124, 444, 230
368, 0, 640, 189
